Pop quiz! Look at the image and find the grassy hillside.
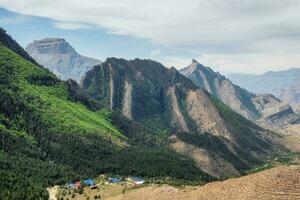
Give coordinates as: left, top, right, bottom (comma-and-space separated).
0, 40, 212, 199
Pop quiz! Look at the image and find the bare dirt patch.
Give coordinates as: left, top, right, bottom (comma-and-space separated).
107, 165, 300, 200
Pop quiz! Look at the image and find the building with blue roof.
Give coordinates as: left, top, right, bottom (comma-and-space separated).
84, 179, 95, 186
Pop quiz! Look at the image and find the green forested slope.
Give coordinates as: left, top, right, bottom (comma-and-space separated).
0, 34, 212, 199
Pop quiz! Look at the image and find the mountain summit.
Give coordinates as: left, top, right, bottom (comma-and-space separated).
26, 38, 101, 82
180, 59, 259, 121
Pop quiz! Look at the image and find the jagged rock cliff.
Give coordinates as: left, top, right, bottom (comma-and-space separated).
81, 58, 282, 177
26, 38, 101, 82
180, 59, 259, 121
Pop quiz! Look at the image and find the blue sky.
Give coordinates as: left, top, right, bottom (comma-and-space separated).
0, 8, 197, 70
1, 1, 300, 74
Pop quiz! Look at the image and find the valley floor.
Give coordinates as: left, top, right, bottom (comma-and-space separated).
107, 165, 300, 200
52, 134, 300, 200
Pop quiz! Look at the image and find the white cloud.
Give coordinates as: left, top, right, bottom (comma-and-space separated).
1, 0, 299, 48
53, 22, 92, 30
1, 0, 300, 73
150, 49, 161, 57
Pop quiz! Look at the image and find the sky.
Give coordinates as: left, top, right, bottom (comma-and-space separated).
1, 0, 300, 74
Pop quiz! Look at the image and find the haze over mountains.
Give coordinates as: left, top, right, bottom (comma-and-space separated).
26, 38, 101, 82
228, 69, 300, 113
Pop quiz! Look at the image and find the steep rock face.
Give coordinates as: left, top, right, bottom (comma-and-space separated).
82, 58, 198, 133
180, 60, 300, 132
180, 59, 259, 121
166, 86, 189, 132
26, 38, 101, 82
82, 58, 281, 177
185, 89, 231, 139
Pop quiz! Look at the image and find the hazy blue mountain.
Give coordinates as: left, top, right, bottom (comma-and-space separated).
228, 69, 300, 111
26, 38, 101, 82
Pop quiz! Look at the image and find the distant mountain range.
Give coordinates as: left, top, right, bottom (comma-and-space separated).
228, 69, 300, 113
24, 37, 300, 134
26, 38, 101, 82
180, 60, 300, 133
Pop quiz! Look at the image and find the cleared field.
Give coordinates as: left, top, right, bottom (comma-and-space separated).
107, 165, 300, 200
58, 182, 143, 200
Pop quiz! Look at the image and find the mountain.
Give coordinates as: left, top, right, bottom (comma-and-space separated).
228, 68, 300, 112
252, 94, 300, 131
0, 29, 214, 199
81, 57, 283, 177
180, 59, 300, 133
180, 59, 259, 121
26, 38, 101, 82
279, 84, 300, 113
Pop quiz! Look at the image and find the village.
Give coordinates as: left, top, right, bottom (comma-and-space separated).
50, 175, 145, 200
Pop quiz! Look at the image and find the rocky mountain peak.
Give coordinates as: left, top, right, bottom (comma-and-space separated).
191, 58, 199, 64
190, 58, 206, 69
26, 38, 75, 55
180, 60, 260, 121
180, 59, 205, 76
25, 38, 101, 82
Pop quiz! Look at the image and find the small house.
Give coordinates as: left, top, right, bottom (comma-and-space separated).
108, 177, 122, 183
128, 177, 145, 185
84, 179, 95, 186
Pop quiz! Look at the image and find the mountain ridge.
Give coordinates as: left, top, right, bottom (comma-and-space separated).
228, 68, 300, 112
180, 59, 300, 133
